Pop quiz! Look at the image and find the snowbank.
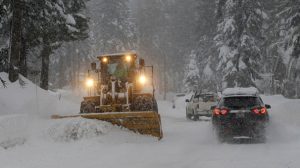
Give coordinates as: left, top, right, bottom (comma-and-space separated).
0, 73, 83, 148
0, 114, 28, 149
0, 73, 156, 150
262, 95, 300, 143
0, 73, 80, 117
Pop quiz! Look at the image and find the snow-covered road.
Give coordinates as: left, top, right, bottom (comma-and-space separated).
1, 76, 300, 168
1, 95, 300, 168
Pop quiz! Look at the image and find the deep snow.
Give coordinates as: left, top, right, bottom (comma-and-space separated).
1, 74, 300, 168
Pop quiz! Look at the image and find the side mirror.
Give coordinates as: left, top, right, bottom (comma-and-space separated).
91, 62, 97, 71
210, 105, 216, 110
185, 99, 190, 103
265, 104, 271, 109
139, 58, 145, 67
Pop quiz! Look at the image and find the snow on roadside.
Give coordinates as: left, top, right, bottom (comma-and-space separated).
0, 73, 80, 117
0, 73, 80, 148
47, 118, 111, 142
0, 114, 28, 149
262, 95, 300, 143
0, 73, 157, 150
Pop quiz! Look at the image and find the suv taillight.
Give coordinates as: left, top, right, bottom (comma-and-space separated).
251, 107, 267, 115
213, 108, 229, 116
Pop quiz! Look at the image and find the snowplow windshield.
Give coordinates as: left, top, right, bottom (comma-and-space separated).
100, 56, 135, 81
107, 60, 130, 79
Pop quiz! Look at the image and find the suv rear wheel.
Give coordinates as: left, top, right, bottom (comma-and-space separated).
192, 110, 199, 121
216, 128, 230, 143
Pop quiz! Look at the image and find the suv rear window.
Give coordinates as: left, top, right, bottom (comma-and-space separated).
220, 97, 262, 109
203, 95, 215, 102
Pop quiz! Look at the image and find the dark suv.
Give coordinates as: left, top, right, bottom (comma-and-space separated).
211, 88, 271, 142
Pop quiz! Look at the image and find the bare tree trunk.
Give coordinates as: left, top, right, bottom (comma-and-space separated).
9, 0, 23, 82
40, 42, 51, 90
20, 36, 27, 77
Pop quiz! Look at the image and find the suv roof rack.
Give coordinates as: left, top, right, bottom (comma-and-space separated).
222, 87, 259, 96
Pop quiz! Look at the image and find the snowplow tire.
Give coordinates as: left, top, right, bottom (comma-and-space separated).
80, 100, 96, 113
153, 99, 158, 112
133, 95, 156, 112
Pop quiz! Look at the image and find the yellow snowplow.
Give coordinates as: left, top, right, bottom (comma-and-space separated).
51, 52, 163, 140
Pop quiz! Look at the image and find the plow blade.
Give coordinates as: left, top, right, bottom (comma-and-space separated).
51, 112, 163, 140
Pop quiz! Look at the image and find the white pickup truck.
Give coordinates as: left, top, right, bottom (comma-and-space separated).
185, 92, 217, 120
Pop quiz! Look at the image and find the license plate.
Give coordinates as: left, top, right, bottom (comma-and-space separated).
236, 113, 245, 118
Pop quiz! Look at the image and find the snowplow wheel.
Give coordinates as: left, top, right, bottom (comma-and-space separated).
133, 95, 157, 111
153, 99, 158, 112
80, 100, 96, 113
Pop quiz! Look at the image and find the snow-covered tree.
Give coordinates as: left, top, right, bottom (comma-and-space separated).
133, 0, 198, 93
184, 51, 200, 92
131, 0, 167, 95
47, 0, 90, 89
277, 0, 300, 78
272, 0, 300, 97
0, 0, 10, 72
215, 0, 267, 88
0, 0, 89, 89
88, 0, 137, 54
39, 0, 89, 90
193, 0, 218, 92
164, 0, 198, 92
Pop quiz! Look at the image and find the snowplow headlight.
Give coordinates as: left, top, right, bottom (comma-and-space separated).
102, 57, 108, 63
125, 55, 132, 62
86, 78, 94, 88
138, 75, 147, 85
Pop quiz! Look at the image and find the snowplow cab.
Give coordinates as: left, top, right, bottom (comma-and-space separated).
81, 52, 157, 113
52, 52, 162, 140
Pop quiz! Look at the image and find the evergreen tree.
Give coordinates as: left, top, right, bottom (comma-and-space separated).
133, 0, 166, 96
0, 0, 89, 89
194, 0, 218, 92
0, 1, 8, 86
89, 0, 136, 54
163, 0, 198, 92
22, 0, 89, 90
0, 1, 9, 74
8, 0, 22, 82
273, 0, 300, 97
133, 0, 198, 93
184, 51, 200, 92
133, 0, 165, 64
215, 0, 267, 88
276, 0, 300, 78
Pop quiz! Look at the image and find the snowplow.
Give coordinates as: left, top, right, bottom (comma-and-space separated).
52, 52, 163, 139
